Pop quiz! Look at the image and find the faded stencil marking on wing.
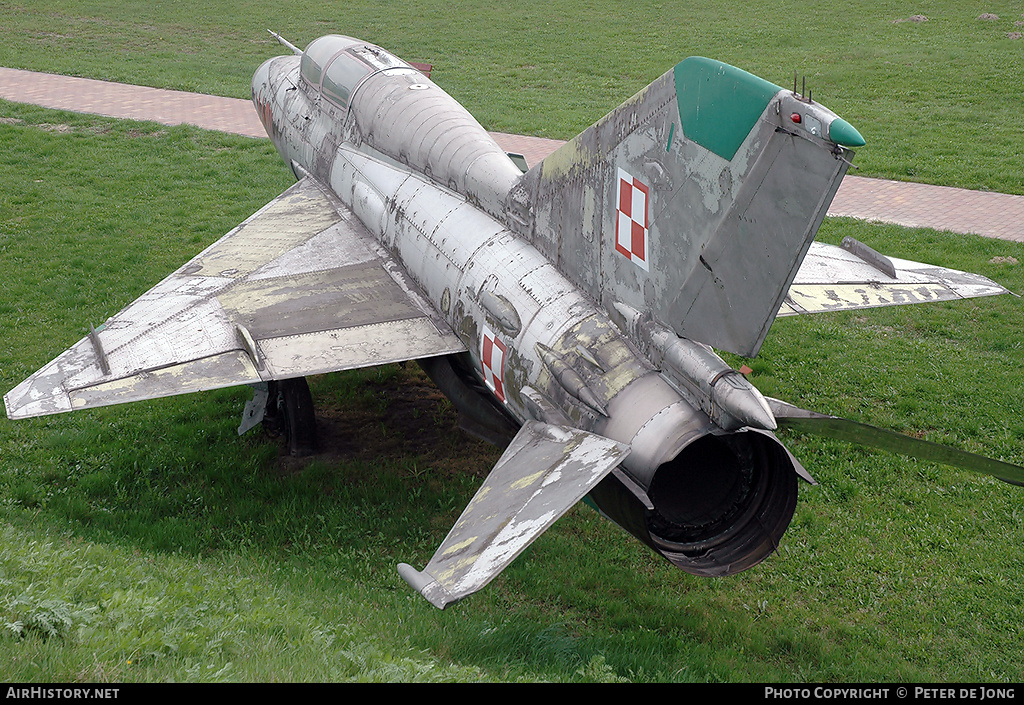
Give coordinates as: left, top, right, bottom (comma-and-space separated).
778, 242, 1010, 317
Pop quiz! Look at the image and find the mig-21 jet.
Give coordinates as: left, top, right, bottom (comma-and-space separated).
6, 33, 1022, 609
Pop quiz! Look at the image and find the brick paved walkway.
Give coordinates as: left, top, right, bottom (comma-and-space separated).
2, 67, 1022, 243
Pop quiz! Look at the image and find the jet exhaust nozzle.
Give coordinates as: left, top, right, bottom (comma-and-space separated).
593, 373, 799, 576
590, 428, 798, 576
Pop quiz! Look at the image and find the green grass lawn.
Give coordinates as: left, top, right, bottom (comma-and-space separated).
2, 0, 1023, 193
1, 0, 1023, 683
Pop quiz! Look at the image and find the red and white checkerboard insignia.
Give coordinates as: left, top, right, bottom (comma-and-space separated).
615, 168, 650, 272
481, 327, 507, 403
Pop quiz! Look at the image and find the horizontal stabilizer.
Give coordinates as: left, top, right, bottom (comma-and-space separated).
398, 421, 630, 609
778, 239, 1010, 317
768, 398, 1024, 486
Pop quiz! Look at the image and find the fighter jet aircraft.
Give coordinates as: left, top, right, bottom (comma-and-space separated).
6, 33, 1022, 609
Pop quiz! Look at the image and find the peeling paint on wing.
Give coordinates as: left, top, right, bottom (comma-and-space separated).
4, 177, 467, 420
457, 510, 558, 592
779, 242, 1010, 317
407, 422, 629, 602
249, 217, 379, 280
510, 469, 547, 491
69, 351, 261, 407
188, 185, 343, 279
787, 282, 952, 314
439, 536, 476, 557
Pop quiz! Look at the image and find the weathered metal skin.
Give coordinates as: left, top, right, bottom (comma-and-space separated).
8, 35, 1019, 609
252, 40, 804, 579
513, 61, 853, 359
245, 37, 1020, 592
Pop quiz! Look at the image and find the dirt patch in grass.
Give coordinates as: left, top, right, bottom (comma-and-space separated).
272, 365, 501, 481
37, 122, 75, 133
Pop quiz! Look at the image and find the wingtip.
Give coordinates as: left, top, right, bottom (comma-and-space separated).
397, 563, 457, 609
3, 374, 74, 420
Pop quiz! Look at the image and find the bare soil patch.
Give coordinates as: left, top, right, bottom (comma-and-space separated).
270, 365, 501, 481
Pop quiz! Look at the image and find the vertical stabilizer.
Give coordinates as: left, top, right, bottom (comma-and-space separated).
510, 58, 863, 357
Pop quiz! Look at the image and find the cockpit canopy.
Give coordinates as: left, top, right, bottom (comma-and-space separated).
300, 35, 412, 108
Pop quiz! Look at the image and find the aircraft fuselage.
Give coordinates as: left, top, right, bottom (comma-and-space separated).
10, 33, 1013, 609
250, 38, 800, 577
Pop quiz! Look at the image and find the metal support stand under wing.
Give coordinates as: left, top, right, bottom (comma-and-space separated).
398, 421, 630, 609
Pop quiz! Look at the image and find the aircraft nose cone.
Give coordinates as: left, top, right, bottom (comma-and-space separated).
251, 58, 273, 102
